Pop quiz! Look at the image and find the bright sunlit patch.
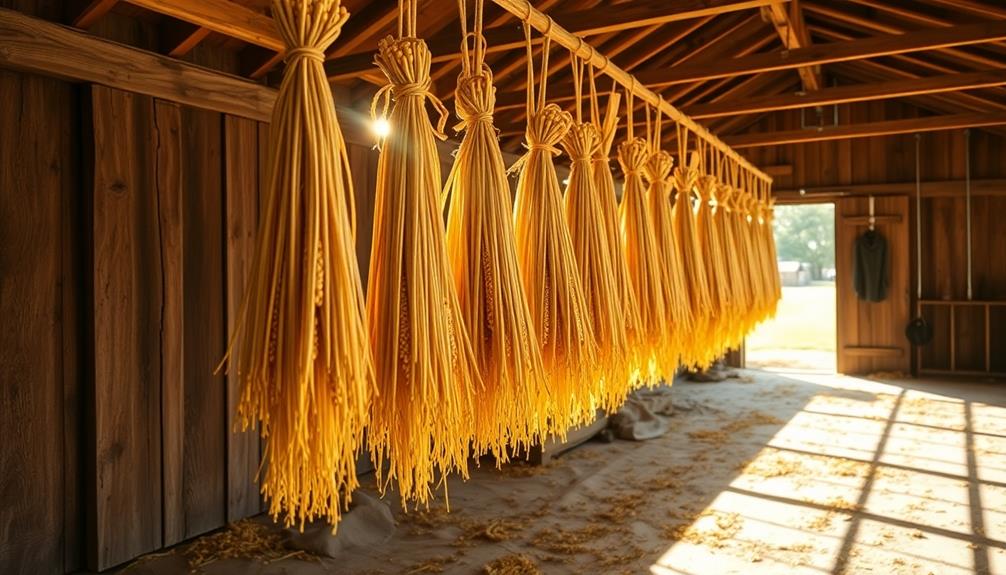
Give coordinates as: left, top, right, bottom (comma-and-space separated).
371, 117, 391, 139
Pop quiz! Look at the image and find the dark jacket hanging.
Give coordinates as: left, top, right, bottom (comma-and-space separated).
854, 229, 888, 302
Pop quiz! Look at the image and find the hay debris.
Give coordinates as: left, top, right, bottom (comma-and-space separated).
532, 523, 611, 554
181, 520, 315, 571
688, 411, 784, 445
484, 554, 543, 575
664, 510, 743, 549
405, 554, 457, 574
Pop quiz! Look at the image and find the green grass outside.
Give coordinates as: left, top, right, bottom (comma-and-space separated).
745, 284, 836, 353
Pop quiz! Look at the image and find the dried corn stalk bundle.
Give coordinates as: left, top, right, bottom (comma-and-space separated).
511, 25, 597, 430
590, 79, 644, 386
368, 0, 481, 507
642, 109, 691, 370
618, 89, 670, 380
443, 0, 548, 461
671, 131, 714, 367
224, 0, 374, 530
562, 57, 633, 412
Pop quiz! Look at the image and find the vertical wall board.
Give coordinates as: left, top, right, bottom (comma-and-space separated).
155, 100, 187, 548
62, 83, 84, 575
179, 105, 227, 539
89, 85, 163, 570
223, 115, 262, 522
0, 70, 69, 575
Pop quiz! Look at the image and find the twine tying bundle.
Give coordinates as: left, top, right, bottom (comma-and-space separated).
224, 0, 374, 530
367, 0, 481, 508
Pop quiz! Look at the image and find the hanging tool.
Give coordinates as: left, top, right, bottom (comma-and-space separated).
906, 133, 933, 346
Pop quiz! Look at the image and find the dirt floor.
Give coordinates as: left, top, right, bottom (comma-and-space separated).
119, 370, 1006, 575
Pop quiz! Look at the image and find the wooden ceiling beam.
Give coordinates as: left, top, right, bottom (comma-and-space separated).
683, 69, 1006, 119
326, 0, 783, 80
760, 0, 820, 91
125, 0, 283, 51
925, 0, 1006, 20
633, 19, 1006, 87
70, 0, 119, 28
0, 7, 275, 121
804, 2, 1005, 70
722, 112, 1006, 148
160, 22, 212, 57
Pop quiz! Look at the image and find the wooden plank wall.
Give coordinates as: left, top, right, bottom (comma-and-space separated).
746, 103, 1005, 375
87, 85, 269, 570
0, 69, 81, 575
741, 103, 1006, 190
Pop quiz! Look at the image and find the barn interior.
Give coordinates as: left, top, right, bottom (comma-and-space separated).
1, 0, 1005, 574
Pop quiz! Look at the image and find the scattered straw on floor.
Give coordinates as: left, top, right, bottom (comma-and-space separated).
181, 520, 315, 571
688, 411, 784, 445
665, 510, 744, 549
483, 554, 543, 575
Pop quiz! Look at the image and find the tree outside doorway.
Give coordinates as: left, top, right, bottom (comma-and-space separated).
746, 203, 837, 372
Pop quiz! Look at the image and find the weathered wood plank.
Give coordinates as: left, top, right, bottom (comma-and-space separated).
0, 69, 69, 575
89, 84, 163, 570
0, 7, 275, 121
223, 114, 261, 522
154, 99, 187, 547
180, 105, 227, 538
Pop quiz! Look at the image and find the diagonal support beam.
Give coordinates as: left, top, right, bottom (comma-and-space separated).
325, 0, 784, 81
683, 69, 1006, 119
760, 0, 820, 91
722, 112, 1006, 148
634, 20, 1006, 87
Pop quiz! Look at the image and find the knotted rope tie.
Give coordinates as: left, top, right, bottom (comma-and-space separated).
285, 47, 326, 63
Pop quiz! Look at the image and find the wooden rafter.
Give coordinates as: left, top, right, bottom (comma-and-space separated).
633, 20, 1006, 87
325, 0, 783, 80
682, 69, 1006, 118
925, 0, 1006, 20
804, 2, 1004, 70
71, 0, 119, 28
160, 21, 212, 57
126, 0, 282, 51
760, 0, 820, 91
722, 112, 1006, 148
810, 26, 1006, 113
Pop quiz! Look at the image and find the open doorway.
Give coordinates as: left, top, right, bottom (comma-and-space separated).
745, 203, 836, 373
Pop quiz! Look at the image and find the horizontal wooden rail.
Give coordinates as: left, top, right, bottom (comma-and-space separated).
489, 0, 771, 184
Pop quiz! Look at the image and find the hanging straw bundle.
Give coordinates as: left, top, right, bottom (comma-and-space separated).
590, 75, 644, 386
443, 0, 548, 461
642, 109, 691, 370
368, 0, 481, 507
618, 89, 670, 380
693, 142, 732, 355
713, 168, 754, 343
511, 24, 597, 431
562, 57, 632, 413
671, 128, 714, 367
223, 0, 374, 530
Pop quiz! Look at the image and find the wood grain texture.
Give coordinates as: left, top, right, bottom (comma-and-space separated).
90, 84, 163, 570
180, 105, 227, 539
0, 7, 275, 121
155, 100, 186, 547
0, 69, 72, 575
223, 114, 261, 521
